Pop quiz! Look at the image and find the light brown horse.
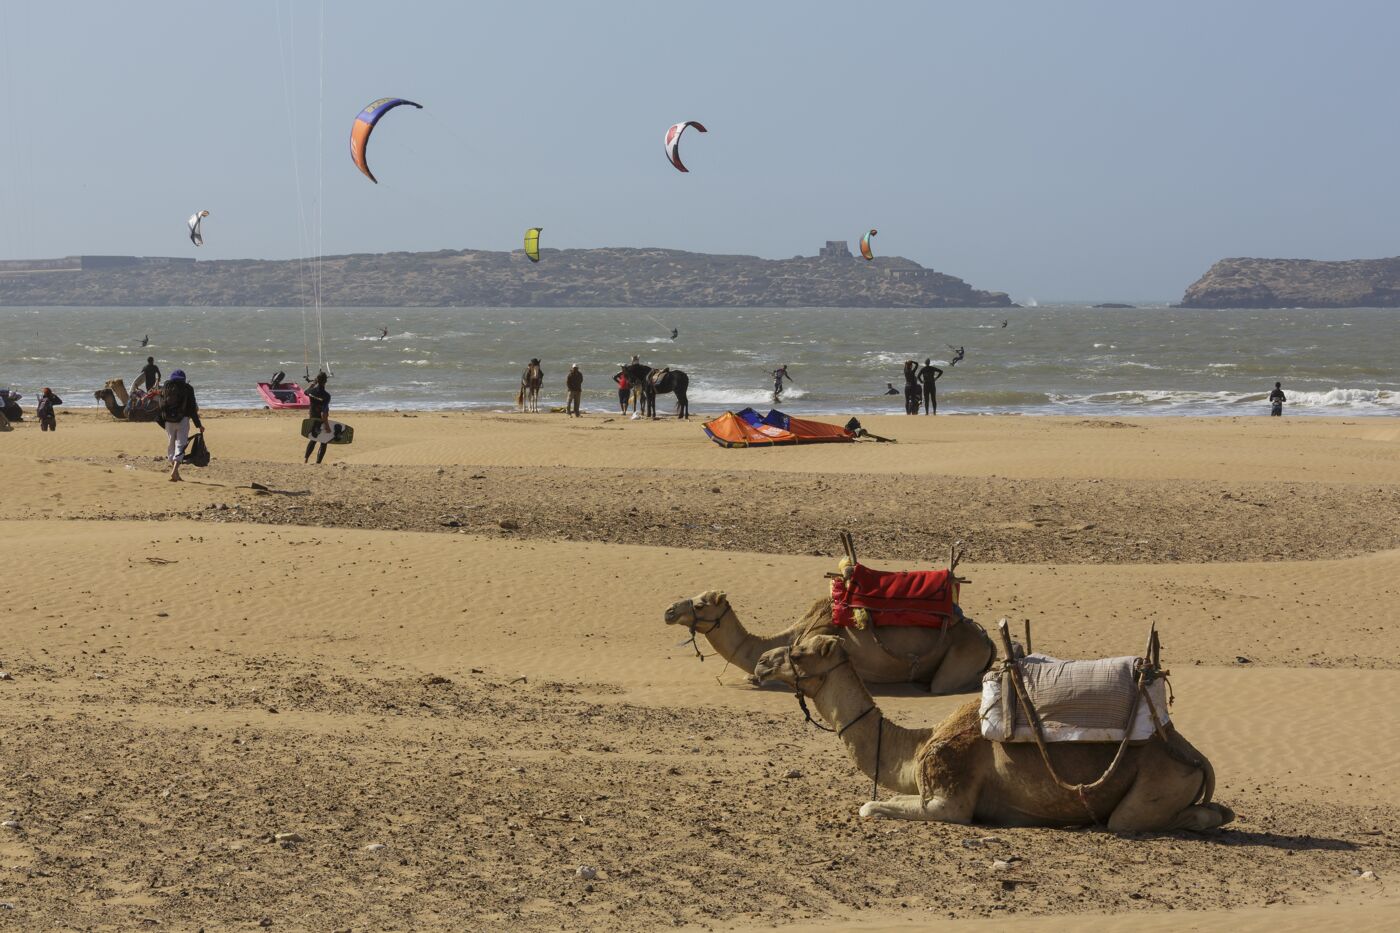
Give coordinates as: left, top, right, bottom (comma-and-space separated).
516, 360, 544, 412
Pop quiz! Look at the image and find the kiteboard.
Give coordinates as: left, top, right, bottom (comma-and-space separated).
300, 419, 354, 445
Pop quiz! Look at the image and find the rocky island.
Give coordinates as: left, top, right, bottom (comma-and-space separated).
1180, 256, 1400, 308
0, 241, 1011, 308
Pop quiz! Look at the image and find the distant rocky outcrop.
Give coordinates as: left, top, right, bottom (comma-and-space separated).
0, 245, 1012, 308
1092, 302, 1136, 309
1180, 257, 1400, 308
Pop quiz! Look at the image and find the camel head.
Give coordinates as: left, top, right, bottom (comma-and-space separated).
754, 635, 847, 692
663, 590, 729, 632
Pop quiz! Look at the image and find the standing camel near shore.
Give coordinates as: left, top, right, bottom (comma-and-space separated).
516, 359, 543, 413
754, 635, 1233, 830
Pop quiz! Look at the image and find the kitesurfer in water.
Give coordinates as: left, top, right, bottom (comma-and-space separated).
378, 327, 389, 341
139, 335, 150, 348
947, 345, 965, 367
304, 372, 333, 464
1001, 320, 1008, 328
883, 382, 899, 396
771, 365, 792, 401
670, 328, 679, 340
137, 357, 162, 393
919, 358, 944, 414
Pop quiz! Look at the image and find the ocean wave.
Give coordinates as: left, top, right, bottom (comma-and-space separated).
686, 384, 810, 405
400, 359, 430, 366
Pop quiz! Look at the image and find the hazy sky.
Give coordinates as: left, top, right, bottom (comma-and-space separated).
1, 0, 1396, 300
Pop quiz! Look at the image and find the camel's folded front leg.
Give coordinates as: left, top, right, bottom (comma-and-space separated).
859, 794, 972, 823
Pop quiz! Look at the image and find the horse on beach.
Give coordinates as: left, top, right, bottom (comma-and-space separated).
516, 360, 543, 413
624, 362, 689, 419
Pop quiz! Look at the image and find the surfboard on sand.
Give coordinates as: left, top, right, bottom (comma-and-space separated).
300, 418, 354, 445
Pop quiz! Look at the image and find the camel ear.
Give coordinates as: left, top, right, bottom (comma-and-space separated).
698, 590, 725, 607
810, 635, 842, 658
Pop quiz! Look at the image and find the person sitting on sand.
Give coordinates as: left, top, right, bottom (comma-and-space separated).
304, 372, 333, 464
565, 364, 583, 418
35, 387, 62, 432
138, 356, 161, 392
160, 370, 204, 482
1269, 381, 1286, 417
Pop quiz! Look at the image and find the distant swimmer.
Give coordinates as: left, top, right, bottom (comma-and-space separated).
1268, 381, 1286, 416
139, 335, 149, 347
947, 345, 965, 366
670, 327, 678, 340
770, 364, 792, 401
883, 382, 899, 396
378, 327, 389, 341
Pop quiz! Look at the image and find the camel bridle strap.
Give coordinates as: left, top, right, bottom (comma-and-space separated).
682, 598, 730, 661
785, 649, 886, 798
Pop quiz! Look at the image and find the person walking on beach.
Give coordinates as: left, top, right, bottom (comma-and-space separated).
1268, 381, 1286, 416
613, 365, 630, 414
35, 387, 62, 432
137, 357, 161, 392
902, 360, 920, 415
918, 358, 944, 414
565, 363, 583, 417
770, 365, 792, 401
304, 372, 333, 464
160, 370, 203, 482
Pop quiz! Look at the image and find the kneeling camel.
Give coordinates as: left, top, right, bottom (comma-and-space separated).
663, 590, 994, 694
754, 635, 1234, 831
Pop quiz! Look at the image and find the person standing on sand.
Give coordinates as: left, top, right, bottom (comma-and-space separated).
304, 372, 333, 464
565, 364, 583, 417
35, 387, 62, 431
160, 370, 203, 482
919, 357, 944, 414
902, 360, 920, 415
138, 357, 161, 392
1269, 381, 1286, 416
613, 365, 629, 414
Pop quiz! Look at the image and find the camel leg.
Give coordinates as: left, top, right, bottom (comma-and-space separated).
859, 794, 974, 824
926, 628, 994, 695
1104, 751, 1224, 832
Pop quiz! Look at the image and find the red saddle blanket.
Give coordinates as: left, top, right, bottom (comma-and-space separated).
831, 564, 959, 628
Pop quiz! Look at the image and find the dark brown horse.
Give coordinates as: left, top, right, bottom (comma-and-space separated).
516, 360, 543, 413
625, 363, 689, 419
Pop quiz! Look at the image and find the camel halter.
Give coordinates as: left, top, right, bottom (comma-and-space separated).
783, 647, 885, 800
682, 597, 727, 661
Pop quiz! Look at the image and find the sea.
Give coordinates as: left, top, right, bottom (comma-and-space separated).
2, 305, 1397, 417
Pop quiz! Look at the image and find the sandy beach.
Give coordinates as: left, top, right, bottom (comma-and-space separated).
2, 408, 1397, 930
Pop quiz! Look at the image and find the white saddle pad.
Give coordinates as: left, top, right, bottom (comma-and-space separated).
979, 654, 1169, 743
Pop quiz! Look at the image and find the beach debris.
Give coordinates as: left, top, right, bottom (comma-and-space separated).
259, 918, 273, 928
575, 865, 598, 881
498, 519, 519, 531
423, 674, 451, 686
144, 556, 177, 565
363, 842, 387, 853
273, 832, 303, 845
961, 835, 1004, 848
783, 768, 803, 779
1235, 656, 1252, 664
1, 820, 20, 830
1353, 869, 1379, 881
0, 671, 12, 681
992, 859, 1012, 871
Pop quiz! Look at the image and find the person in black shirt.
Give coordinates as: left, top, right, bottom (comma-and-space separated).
918, 358, 944, 414
1268, 382, 1286, 416
138, 357, 161, 392
902, 360, 920, 415
36, 387, 62, 431
161, 370, 203, 482
304, 372, 332, 464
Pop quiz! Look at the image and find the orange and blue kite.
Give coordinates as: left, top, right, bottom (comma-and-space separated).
350, 98, 422, 184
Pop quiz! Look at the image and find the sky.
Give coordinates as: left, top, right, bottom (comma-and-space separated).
0, 0, 1397, 301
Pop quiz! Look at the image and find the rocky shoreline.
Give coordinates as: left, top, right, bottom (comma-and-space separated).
1180, 256, 1400, 308
0, 245, 1012, 308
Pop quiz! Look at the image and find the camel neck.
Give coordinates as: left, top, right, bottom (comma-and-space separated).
810, 666, 928, 795
702, 605, 795, 673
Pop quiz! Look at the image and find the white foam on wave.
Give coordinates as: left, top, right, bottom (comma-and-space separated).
400, 359, 430, 366
686, 384, 810, 405
1290, 387, 1396, 409
1050, 385, 1398, 415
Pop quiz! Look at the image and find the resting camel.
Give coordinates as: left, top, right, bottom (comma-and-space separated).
94, 379, 161, 422
516, 361, 543, 413
663, 591, 995, 693
754, 635, 1234, 831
